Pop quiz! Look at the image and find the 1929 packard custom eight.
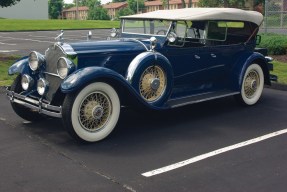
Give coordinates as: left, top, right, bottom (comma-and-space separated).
7, 8, 276, 142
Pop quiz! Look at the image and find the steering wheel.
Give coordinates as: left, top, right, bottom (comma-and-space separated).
156, 30, 167, 35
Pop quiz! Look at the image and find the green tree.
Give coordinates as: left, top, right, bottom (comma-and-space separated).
88, 6, 110, 20
73, 0, 100, 7
64, 3, 74, 9
48, 0, 64, 19
0, 0, 20, 7
127, 0, 145, 13
199, 0, 246, 8
116, 7, 134, 18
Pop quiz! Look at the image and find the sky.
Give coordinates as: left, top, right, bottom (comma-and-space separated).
64, 0, 112, 5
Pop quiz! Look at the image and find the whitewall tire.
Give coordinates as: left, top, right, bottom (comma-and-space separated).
235, 64, 264, 106
63, 82, 120, 142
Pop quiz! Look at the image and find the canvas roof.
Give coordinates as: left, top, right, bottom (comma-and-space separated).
121, 8, 263, 26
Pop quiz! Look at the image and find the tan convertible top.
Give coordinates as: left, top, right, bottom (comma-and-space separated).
121, 8, 263, 26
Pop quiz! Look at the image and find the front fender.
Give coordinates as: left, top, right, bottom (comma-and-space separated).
8, 56, 30, 75
61, 67, 167, 110
231, 52, 270, 91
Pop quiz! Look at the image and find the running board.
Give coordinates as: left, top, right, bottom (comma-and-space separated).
167, 91, 239, 108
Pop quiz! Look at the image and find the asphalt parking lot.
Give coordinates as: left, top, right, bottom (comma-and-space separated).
0, 88, 287, 192
0, 30, 287, 191
0, 29, 110, 56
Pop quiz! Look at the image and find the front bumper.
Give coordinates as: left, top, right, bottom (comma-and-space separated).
6, 87, 62, 118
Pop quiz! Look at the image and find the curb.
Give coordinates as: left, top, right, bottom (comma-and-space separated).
265, 82, 287, 91
0, 86, 8, 94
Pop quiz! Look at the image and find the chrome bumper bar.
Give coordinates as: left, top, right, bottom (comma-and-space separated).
6, 88, 62, 118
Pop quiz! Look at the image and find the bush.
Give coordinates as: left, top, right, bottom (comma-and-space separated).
258, 33, 287, 55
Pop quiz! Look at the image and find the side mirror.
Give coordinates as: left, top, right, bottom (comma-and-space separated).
167, 32, 177, 43
150, 37, 157, 51
256, 35, 261, 45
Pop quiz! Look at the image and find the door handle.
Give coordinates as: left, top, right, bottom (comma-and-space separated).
194, 55, 200, 59
211, 53, 217, 58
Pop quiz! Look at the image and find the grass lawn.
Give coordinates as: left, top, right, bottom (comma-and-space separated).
0, 54, 21, 86
0, 19, 120, 31
0, 55, 287, 86
272, 60, 287, 84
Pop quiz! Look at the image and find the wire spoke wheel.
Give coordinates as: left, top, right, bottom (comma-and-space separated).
63, 82, 120, 142
79, 91, 112, 132
243, 69, 260, 99
139, 65, 166, 102
235, 63, 264, 106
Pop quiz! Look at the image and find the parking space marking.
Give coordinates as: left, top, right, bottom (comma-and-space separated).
0, 36, 54, 43
142, 128, 287, 177
0, 50, 18, 53
0, 42, 16, 46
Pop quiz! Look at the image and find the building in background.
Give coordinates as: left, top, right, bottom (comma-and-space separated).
145, 0, 199, 13
103, 2, 128, 20
62, 6, 89, 20
0, 0, 48, 19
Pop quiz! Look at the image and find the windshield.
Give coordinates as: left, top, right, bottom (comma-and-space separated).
122, 19, 171, 36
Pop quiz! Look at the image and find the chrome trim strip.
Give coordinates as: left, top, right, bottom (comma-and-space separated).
7, 89, 62, 118
127, 38, 149, 51
170, 92, 239, 108
43, 72, 60, 77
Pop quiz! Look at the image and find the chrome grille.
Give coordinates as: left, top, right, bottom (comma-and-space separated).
45, 44, 66, 74
44, 44, 66, 102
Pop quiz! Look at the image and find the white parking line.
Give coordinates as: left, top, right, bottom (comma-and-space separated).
0, 36, 54, 43
0, 50, 18, 53
142, 128, 287, 177
0, 42, 16, 46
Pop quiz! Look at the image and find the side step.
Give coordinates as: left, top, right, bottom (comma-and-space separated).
167, 90, 239, 108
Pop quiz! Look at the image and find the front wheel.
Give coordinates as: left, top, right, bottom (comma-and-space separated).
62, 82, 120, 142
235, 63, 264, 106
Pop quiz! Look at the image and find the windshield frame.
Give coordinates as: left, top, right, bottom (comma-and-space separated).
121, 19, 173, 38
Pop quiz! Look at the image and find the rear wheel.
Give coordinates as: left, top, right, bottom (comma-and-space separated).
62, 82, 120, 142
10, 75, 44, 121
235, 64, 264, 106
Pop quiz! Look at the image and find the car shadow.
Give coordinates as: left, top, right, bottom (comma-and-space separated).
20, 95, 266, 156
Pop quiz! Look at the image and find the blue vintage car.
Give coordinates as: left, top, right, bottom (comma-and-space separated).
7, 8, 275, 142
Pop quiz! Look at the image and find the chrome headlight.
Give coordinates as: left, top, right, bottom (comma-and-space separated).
57, 57, 73, 79
28, 51, 45, 71
37, 78, 49, 96
21, 74, 34, 91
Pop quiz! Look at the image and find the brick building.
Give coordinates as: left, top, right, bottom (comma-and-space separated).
62, 6, 89, 20
103, 2, 128, 20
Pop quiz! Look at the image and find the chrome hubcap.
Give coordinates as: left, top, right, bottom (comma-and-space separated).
244, 70, 260, 98
139, 66, 166, 102
79, 92, 112, 132
151, 78, 160, 90
92, 105, 104, 120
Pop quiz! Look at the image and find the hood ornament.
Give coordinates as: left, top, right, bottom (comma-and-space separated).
87, 31, 92, 41
55, 30, 64, 44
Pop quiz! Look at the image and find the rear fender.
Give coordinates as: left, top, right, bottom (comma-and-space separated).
231, 52, 271, 91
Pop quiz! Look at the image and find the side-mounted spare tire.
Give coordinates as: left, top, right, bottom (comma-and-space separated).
127, 52, 173, 107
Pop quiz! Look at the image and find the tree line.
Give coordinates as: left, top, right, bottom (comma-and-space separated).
1, 0, 266, 20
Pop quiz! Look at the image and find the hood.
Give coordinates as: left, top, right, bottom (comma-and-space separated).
68, 39, 150, 55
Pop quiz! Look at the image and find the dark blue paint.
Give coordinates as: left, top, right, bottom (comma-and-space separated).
8, 28, 271, 110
